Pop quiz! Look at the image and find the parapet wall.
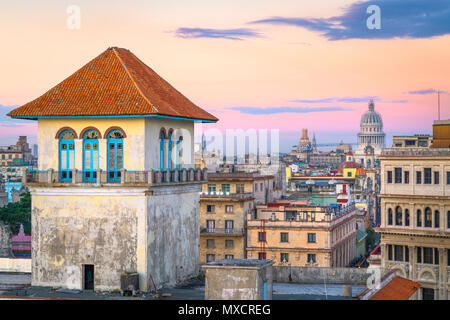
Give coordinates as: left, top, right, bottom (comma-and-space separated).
0, 258, 31, 273
273, 266, 374, 285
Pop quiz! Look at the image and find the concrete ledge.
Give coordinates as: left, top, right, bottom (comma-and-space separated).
0, 258, 31, 273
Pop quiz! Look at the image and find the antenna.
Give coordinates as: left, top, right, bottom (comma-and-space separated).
437, 90, 441, 120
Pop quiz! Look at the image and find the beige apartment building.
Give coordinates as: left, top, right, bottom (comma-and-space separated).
246, 201, 357, 267
376, 148, 450, 300
199, 172, 275, 264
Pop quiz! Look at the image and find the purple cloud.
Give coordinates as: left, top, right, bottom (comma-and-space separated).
174, 27, 262, 40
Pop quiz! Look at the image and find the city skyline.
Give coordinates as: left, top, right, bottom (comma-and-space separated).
1, 0, 449, 152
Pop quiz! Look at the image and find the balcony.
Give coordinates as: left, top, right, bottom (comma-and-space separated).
200, 192, 253, 199
200, 228, 244, 236
24, 168, 208, 186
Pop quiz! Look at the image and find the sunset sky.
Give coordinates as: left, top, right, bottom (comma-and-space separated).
0, 0, 449, 152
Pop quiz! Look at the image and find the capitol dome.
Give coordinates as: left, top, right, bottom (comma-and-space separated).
360, 100, 383, 127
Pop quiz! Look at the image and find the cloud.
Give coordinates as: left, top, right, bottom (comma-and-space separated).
227, 106, 352, 115
0, 105, 29, 127
290, 96, 378, 103
408, 89, 448, 95
174, 27, 262, 40
249, 0, 450, 40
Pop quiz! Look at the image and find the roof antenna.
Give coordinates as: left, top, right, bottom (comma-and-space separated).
437, 90, 440, 120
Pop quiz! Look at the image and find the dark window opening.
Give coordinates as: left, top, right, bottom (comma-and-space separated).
83, 264, 94, 290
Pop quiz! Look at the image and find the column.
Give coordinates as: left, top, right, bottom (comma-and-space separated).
438, 248, 447, 300
408, 245, 416, 280
380, 243, 387, 270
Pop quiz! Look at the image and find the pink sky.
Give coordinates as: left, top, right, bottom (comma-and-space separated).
0, 0, 449, 151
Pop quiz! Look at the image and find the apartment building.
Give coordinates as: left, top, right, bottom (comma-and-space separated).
376, 148, 450, 300
246, 201, 357, 267
199, 172, 274, 264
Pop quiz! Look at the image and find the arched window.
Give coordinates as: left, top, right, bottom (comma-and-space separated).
388, 208, 393, 225
417, 209, 422, 227
405, 209, 410, 226
395, 206, 402, 226
83, 130, 100, 182
448, 211, 450, 229
434, 210, 440, 228
424, 207, 432, 227
107, 129, 124, 182
59, 130, 75, 182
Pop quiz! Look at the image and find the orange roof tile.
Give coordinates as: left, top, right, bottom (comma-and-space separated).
369, 276, 421, 300
8, 47, 218, 122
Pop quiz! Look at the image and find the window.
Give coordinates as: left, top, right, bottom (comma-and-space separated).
417, 247, 421, 263
434, 171, 439, 184
280, 232, 289, 243
405, 209, 410, 226
394, 168, 402, 183
206, 220, 215, 232
208, 184, 216, 193
254, 183, 258, 192
388, 208, 393, 225
206, 239, 215, 248
176, 135, 182, 170
434, 248, 439, 265
307, 254, 316, 263
394, 245, 403, 261
424, 168, 432, 184
258, 232, 266, 242
387, 171, 392, 183
206, 205, 215, 213
221, 184, 230, 193
236, 184, 244, 193
447, 172, 450, 185
108, 129, 124, 182
225, 205, 233, 213
159, 130, 165, 172
448, 211, 450, 229
307, 233, 316, 243
417, 210, 422, 227
416, 171, 422, 184
448, 249, 450, 266
59, 130, 75, 182
258, 252, 266, 260
434, 211, 440, 228
82, 130, 100, 182
260, 183, 263, 191
405, 246, 409, 262
280, 253, 289, 263
225, 240, 234, 248
347, 172, 352, 177
225, 254, 234, 260
285, 211, 296, 221
424, 207, 432, 227
404, 171, 409, 184
206, 254, 215, 262
422, 288, 434, 300
388, 245, 392, 261
395, 206, 402, 226
225, 220, 234, 233
423, 247, 433, 264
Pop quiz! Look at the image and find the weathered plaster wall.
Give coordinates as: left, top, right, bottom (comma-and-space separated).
0, 257, 31, 272
272, 266, 371, 284
147, 185, 201, 289
31, 187, 145, 290
0, 222, 11, 257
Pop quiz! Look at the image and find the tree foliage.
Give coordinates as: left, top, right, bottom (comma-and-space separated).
0, 192, 31, 234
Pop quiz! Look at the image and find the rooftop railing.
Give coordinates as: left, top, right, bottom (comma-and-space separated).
200, 192, 253, 199
24, 168, 208, 186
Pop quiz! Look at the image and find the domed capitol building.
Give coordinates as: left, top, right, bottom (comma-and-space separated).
354, 100, 385, 168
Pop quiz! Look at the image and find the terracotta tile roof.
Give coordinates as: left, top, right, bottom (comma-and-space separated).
8, 47, 218, 122
369, 276, 421, 300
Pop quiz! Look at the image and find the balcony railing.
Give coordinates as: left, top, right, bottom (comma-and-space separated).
24, 168, 208, 186
200, 228, 244, 236
200, 192, 253, 199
